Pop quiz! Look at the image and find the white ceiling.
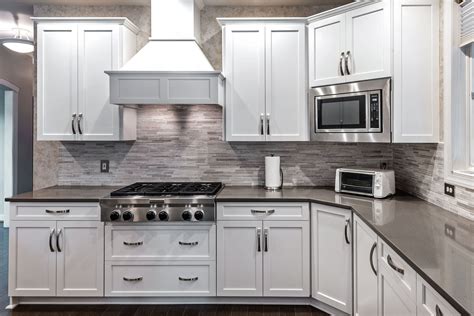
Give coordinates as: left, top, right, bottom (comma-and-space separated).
3, 0, 348, 6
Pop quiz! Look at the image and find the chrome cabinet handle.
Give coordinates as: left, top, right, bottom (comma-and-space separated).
45, 209, 70, 214
435, 305, 443, 316
344, 219, 351, 244
369, 242, 377, 276
266, 113, 270, 135
345, 51, 352, 75
56, 228, 62, 252
123, 241, 143, 246
387, 255, 405, 275
71, 113, 77, 134
123, 277, 143, 282
179, 277, 198, 281
257, 228, 262, 252
77, 113, 83, 135
251, 209, 275, 215
260, 113, 264, 135
179, 241, 199, 246
49, 228, 56, 252
340, 52, 345, 76
264, 228, 269, 252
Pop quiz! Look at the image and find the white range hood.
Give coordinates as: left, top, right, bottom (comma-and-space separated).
106, 0, 224, 105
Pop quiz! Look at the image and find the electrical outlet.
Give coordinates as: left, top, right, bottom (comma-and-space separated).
380, 161, 388, 169
100, 160, 109, 173
445, 224, 456, 240
444, 183, 455, 197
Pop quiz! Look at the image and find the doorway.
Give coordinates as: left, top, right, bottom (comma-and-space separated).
0, 79, 19, 228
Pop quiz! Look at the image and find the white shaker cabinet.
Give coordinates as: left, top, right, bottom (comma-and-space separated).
35, 18, 139, 141
353, 215, 379, 316
308, 1, 391, 87
311, 204, 352, 314
221, 19, 308, 142
393, 0, 439, 143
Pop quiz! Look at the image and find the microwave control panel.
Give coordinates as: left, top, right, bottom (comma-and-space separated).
369, 92, 381, 131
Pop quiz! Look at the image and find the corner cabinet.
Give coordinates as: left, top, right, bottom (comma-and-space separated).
216, 202, 310, 297
308, 1, 391, 87
34, 18, 139, 141
311, 203, 352, 314
8, 203, 104, 297
219, 19, 308, 142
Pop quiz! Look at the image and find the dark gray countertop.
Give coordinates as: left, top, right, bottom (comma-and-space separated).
218, 186, 474, 316
5, 185, 473, 314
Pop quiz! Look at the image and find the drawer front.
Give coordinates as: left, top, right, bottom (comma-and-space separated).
217, 202, 309, 221
10, 203, 100, 221
105, 261, 216, 296
417, 275, 461, 316
105, 225, 215, 261
379, 240, 417, 301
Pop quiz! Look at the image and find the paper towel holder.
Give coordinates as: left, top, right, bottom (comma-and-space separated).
264, 168, 284, 191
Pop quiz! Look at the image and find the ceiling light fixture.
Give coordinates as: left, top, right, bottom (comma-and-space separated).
1, 28, 34, 54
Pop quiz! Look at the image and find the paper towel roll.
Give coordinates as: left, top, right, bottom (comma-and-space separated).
265, 155, 283, 189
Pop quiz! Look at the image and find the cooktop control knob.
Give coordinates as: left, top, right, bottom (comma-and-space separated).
182, 210, 192, 221
122, 211, 134, 222
110, 210, 121, 221
146, 210, 157, 221
158, 210, 169, 221
194, 210, 204, 221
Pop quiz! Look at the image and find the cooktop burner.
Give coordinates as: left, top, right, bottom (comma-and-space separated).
110, 182, 223, 197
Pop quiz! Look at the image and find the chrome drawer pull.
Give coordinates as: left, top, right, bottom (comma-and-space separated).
71, 113, 77, 134
179, 241, 199, 246
264, 228, 269, 252
344, 219, 351, 244
369, 242, 377, 276
45, 209, 70, 214
387, 255, 405, 275
77, 113, 83, 135
56, 228, 62, 252
339, 52, 345, 76
49, 228, 56, 252
251, 209, 275, 215
345, 51, 352, 75
435, 304, 443, 316
123, 241, 143, 246
123, 277, 143, 282
179, 277, 198, 282
257, 228, 262, 252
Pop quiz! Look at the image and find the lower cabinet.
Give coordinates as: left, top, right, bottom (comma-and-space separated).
9, 220, 104, 297
216, 216, 310, 297
311, 204, 352, 314
417, 275, 461, 316
353, 215, 379, 316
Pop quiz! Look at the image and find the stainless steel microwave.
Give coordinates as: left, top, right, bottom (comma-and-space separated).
310, 78, 391, 142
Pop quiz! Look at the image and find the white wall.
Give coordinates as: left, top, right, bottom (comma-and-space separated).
0, 87, 4, 220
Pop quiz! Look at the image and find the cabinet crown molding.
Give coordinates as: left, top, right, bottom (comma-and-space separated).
307, 1, 381, 23
217, 17, 307, 26
31, 17, 140, 34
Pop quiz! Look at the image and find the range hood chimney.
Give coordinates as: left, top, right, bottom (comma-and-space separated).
106, 0, 224, 105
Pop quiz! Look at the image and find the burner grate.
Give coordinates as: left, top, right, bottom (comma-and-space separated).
110, 182, 223, 196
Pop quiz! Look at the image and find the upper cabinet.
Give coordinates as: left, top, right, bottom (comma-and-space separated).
35, 18, 139, 141
220, 19, 308, 142
308, 1, 391, 87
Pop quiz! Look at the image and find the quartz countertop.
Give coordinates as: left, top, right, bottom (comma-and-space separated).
5, 185, 473, 314
217, 186, 474, 316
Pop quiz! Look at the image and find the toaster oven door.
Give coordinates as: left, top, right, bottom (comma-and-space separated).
339, 171, 374, 196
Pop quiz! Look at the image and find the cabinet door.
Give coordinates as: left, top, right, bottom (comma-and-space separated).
379, 264, 416, 316
224, 25, 266, 141
217, 221, 263, 296
77, 24, 121, 141
311, 204, 352, 313
308, 14, 346, 87
9, 221, 57, 296
262, 221, 310, 297
345, 1, 391, 82
56, 221, 104, 296
393, 0, 439, 143
354, 215, 379, 316
265, 23, 307, 141
37, 23, 78, 141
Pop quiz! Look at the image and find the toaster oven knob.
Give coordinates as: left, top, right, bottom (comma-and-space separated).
194, 210, 204, 221
110, 210, 121, 221
122, 211, 134, 222
182, 210, 192, 221
158, 210, 169, 221
146, 210, 157, 221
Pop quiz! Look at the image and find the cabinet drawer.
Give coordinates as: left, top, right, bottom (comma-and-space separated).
10, 203, 100, 221
379, 240, 416, 301
217, 202, 309, 221
105, 225, 215, 261
417, 276, 461, 316
105, 261, 216, 296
